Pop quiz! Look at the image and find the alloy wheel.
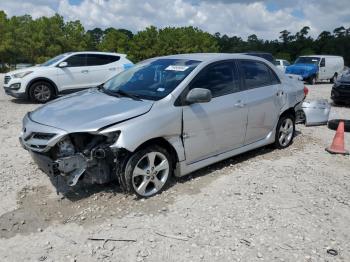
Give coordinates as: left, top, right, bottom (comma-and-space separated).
33, 84, 51, 102
278, 118, 294, 147
132, 151, 170, 197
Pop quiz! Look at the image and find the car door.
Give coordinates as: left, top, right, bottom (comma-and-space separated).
182, 61, 248, 164
237, 60, 284, 145
86, 54, 122, 87
56, 54, 92, 91
318, 57, 327, 80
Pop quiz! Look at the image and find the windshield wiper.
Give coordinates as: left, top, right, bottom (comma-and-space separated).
113, 90, 143, 101
100, 86, 143, 101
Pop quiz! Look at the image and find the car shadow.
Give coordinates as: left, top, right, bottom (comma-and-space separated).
330, 102, 350, 108
172, 130, 302, 189
10, 95, 62, 105
48, 174, 123, 201
172, 145, 276, 187
10, 98, 37, 105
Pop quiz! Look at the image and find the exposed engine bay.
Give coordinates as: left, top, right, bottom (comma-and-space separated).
48, 133, 119, 186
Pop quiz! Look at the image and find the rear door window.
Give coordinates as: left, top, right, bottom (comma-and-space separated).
190, 61, 240, 97
64, 54, 87, 67
86, 54, 120, 66
239, 60, 280, 90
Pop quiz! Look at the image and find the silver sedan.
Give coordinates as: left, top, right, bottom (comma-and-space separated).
20, 53, 305, 197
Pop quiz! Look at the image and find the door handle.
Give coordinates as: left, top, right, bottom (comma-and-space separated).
81, 70, 89, 73
234, 100, 245, 108
109, 67, 116, 71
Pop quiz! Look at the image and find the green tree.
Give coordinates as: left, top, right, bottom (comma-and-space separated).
86, 27, 104, 50
333, 26, 346, 38
98, 28, 130, 53
279, 30, 294, 44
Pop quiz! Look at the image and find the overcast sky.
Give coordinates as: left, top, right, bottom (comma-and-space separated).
0, 0, 349, 40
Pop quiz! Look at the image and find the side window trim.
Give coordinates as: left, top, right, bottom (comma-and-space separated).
63, 54, 87, 67
237, 59, 281, 91
190, 60, 239, 97
174, 59, 240, 106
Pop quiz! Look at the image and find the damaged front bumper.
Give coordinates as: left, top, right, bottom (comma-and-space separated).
25, 146, 89, 186
29, 150, 59, 177
19, 113, 122, 187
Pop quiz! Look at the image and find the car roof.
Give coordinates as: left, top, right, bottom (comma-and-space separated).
66, 51, 127, 57
154, 53, 271, 63
300, 55, 342, 58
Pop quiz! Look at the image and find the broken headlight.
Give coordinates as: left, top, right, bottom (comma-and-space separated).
102, 131, 121, 144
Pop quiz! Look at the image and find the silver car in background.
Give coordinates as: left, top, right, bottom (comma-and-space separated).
20, 53, 305, 197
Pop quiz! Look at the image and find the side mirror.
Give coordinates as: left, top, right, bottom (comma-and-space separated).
186, 88, 212, 104
58, 61, 68, 68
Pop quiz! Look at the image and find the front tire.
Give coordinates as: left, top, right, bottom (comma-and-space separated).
274, 114, 295, 149
29, 81, 55, 103
124, 145, 172, 198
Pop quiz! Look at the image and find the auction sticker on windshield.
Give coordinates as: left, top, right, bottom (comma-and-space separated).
165, 65, 189, 71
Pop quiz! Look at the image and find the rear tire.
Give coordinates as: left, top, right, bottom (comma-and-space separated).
29, 81, 55, 103
123, 145, 172, 198
308, 76, 316, 85
330, 73, 338, 84
274, 114, 295, 149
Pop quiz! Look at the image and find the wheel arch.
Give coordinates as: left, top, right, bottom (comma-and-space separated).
280, 107, 296, 119
26, 77, 59, 96
132, 137, 180, 166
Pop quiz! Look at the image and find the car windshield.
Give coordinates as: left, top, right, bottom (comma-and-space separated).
40, 53, 70, 66
295, 57, 320, 65
102, 58, 201, 101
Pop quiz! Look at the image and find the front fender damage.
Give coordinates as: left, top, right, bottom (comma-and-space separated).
32, 133, 131, 188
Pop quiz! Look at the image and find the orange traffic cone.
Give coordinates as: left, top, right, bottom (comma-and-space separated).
326, 121, 349, 155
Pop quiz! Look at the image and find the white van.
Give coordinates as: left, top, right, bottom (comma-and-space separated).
317, 55, 344, 82
286, 55, 344, 84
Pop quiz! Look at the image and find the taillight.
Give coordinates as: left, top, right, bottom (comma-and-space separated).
304, 86, 309, 97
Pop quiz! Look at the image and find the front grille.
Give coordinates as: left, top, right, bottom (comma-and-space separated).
29, 144, 46, 149
24, 132, 56, 141
4, 76, 11, 84
32, 133, 56, 140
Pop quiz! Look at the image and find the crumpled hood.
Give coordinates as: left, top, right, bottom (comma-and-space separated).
286, 63, 318, 74
30, 89, 154, 132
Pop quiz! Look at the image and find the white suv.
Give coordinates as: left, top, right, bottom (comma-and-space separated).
3, 51, 133, 103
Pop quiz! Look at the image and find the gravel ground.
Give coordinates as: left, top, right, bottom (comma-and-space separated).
0, 74, 349, 262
